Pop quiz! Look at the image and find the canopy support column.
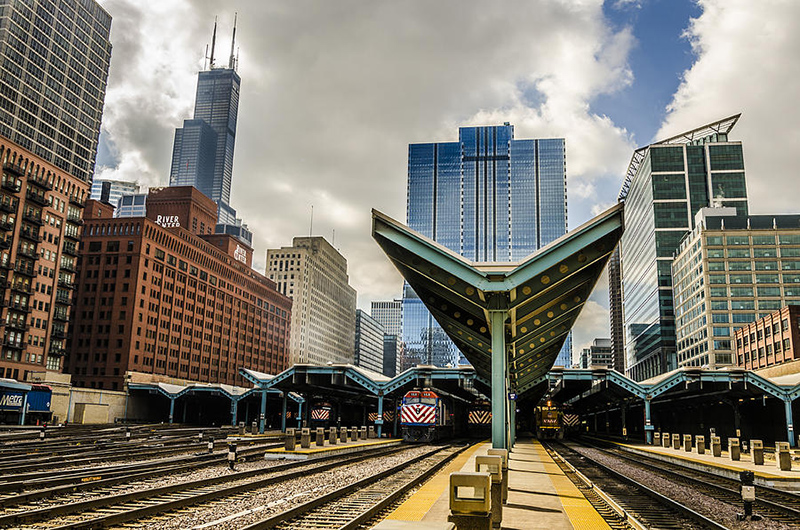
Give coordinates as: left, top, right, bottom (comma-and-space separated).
490, 310, 508, 450
644, 398, 653, 444
169, 398, 175, 424
784, 397, 795, 447
259, 389, 267, 434
376, 393, 384, 438
230, 398, 238, 427
281, 393, 287, 433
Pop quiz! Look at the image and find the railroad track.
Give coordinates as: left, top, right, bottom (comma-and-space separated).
582, 439, 800, 524
0, 442, 411, 529
544, 442, 727, 530
0, 441, 282, 506
241, 444, 466, 530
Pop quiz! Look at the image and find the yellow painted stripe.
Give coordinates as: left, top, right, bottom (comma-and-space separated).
531, 441, 611, 530
386, 441, 487, 521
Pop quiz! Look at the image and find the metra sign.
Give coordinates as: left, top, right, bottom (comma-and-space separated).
0, 393, 23, 410
155, 215, 181, 228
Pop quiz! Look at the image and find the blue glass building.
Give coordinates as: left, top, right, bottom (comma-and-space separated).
404, 124, 571, 368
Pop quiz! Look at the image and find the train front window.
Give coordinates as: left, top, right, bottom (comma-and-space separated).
405, 397, 420, 404
420, 398, 436, 405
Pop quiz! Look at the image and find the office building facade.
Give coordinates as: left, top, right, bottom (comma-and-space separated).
115, 193, 147, 218
266, 237, 357, 365
68, 188, 291, 390
578, 338, 613, 369
672, 208, 800, 369
90, 178, 139, 208
733, 305, 800, 374
0, 0, 110, 380
371, 299, 402, 376
619, 115, 748, 381
0, 0, 112, 183
354, 309, 384, 374
607, 247, 625, 373
404, 123, 570, 367
0, 139, 88, 380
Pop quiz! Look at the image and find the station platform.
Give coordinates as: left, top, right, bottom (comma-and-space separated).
384, 439, 610, 529
606, 439, 800, 490
264, 437, 402, 460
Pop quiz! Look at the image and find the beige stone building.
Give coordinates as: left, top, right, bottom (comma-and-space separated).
266, 237, 356, 365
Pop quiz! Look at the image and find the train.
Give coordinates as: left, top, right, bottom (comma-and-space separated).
399, 389, 458, 442
0, 383, 52, 424
534, 400, 580, 440
467, 398, 492, 437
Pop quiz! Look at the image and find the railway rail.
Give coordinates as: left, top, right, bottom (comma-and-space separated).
581, 438, 800, 524
0, 441, 415, 529
544, 441, 729, 530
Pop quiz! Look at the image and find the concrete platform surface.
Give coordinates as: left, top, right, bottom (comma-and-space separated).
385, 439, 610, 529
611, 440, 800, 490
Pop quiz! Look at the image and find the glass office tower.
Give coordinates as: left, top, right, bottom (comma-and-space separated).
404, 123, 570, 367
170, 68, 240, 213
0, 0, 112, 183
619, 115, 748, 381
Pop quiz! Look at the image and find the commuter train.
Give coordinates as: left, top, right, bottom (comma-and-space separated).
0, 383, 52, 424
534, 401, 565, 440
400, 389, 456, 442
309, 401, 334, 427
467, 398, 492, 437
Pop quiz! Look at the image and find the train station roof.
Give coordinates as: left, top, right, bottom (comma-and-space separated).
544, 367, 800, 411
240, 364, 490, 402
371, 204, 624, 399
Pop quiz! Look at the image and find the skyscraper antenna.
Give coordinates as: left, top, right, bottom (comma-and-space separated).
209, 17, 218, 69
203, 44, 209, 70
228, 12, 237, 70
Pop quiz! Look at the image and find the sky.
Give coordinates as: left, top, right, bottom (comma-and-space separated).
94, 0, 800, 362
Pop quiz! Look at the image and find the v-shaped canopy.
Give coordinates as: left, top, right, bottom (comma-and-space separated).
372, 203, 624, 400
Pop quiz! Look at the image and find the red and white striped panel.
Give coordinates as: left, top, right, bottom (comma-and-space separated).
400, 404, 436, 424
468, 410, 492, 425
311, 408, 330, 420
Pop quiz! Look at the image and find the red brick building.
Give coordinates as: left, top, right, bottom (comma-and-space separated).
1, 139, 89, 381
67, 187, 291, 390
734, 305, 800, 371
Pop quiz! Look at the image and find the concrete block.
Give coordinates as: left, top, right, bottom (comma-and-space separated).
653, 432, 661, 446
662, 433, 671, 448
729, 438, 740, 461
776, 442, 792, 471
696, 435, 705, 455
751, 439, 763, 465
329, 427, 338, 445
672, 433, 680, 450
711, 436, 721, 457
284, 428, 296, 450
487, 449, 509, 504
316, 427, 325, 447
300, 428, 311, 448
449, 472, 491, 515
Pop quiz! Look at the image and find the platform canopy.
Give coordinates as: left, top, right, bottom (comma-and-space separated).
372, 203, 624, 404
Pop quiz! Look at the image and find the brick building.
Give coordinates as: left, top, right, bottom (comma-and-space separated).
1, 139, 89, 380
734, 305, 800, 372
67, 187, 292, 390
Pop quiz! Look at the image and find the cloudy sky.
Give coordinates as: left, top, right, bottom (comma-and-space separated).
94, 0, 800, 361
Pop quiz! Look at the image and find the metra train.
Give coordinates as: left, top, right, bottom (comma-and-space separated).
467, 398, 492, 436
400, 389, 459, 442
534, 401, 580, 440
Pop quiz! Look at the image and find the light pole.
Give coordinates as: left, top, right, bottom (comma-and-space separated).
123, 373, 132, 422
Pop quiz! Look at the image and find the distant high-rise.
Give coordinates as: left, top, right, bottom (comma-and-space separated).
169, 19, 250, 241
404, 124, 571, 367
90, 179, 140, 208
0, 0, 112, 182
355, 309, 384, 374
371, 299, 402, 375
619, 115, 748, 381
266, 237, 357, 365
608, 247, 625, 373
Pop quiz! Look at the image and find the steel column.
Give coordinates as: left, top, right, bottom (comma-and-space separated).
231, 399, 238, 427
509, 399, 516, 447
644, 399, 653, 444
490, 310, 508, 450
785, 398, 795, 447
376, 394, 384, 438
297, 400, 303, 429
259, 389, 267, 434
169, 398, 175, 424
19, 393, 28, 426
281, 393, 287, 433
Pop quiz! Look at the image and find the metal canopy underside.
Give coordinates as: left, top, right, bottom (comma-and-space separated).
372, 204, 624, 401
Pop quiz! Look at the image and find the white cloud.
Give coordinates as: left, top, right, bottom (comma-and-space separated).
659, 0, 800, 216
96, 0, 638, 309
